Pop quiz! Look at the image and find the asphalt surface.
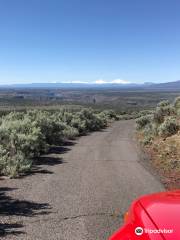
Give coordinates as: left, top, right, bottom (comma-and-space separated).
0, 120, 164, 240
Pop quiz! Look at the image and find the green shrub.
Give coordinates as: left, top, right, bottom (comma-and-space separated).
0, 117, 45, 177
62, 126, 79, 140
142, 135, 153, 146
96, 112, 108, 127
27, 111, 68, 145
60, 111, 73, 125
153, 105, 175, 124
0, 107, 115, 177
153, 107, 165, 124
0, 152, 32, 178
174, 97, 180, 108
136, 115, 152, 130
136, 97, 180, 146
2, 111, 24, 121
77, 108, 107, 132
157, 100, 170, 107
177, 109, 180, 116
158, 117, 179, 137
70, 116, 87, 134
102, 110, 118, 120
0, 117, 46, 157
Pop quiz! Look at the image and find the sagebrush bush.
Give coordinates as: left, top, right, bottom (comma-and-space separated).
0, 108, 117, 177
157, 100, 170, 108
96, 112, 108, 127
142, 135, 153, 146
174, 97, 180, 112
0, 118, 45, 177
70, 116, 86, 134
62, 126, 79, 140
136, 97, 180, 145
136, 115, 152, 130
102, 110, 119, 120
76, 108, 107, 132
2, 153, 32, 178
153, 105, 175, 124
177, 109, 180, 116
158, 117, 179, 137
27, 111, 68, 145
138, 110, 154, 117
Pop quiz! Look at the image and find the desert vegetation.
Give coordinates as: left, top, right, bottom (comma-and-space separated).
1, 88, 180, 114
0, 108, 117, 177
136, 97, 180, 189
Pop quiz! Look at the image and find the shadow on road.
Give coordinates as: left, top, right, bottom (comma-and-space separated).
35, 156, 64, 166
20, 141, 77, 178
0, 223, 24, 237
48, 140, 77, 154
0, 142, 76, 237
36, 140, 77, 165
0, 187, 51, 237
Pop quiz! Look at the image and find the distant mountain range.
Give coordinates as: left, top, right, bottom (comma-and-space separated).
147, 80, 180, 90
0, 80, 180, 91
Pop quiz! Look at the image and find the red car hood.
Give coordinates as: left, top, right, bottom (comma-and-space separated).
139, 190, 180, 240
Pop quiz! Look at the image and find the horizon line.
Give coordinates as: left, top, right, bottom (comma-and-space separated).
0, 79, 179, 86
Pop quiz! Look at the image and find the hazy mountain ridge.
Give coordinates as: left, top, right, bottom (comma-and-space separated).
147, 80, 180, 90
0, 80, 180, 90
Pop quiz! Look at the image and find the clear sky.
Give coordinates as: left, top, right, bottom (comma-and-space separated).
0, 0, 180, 84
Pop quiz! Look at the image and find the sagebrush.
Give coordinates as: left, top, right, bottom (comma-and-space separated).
0, 108, 117, 177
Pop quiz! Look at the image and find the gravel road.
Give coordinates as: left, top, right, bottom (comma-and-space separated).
0, 120, 164, 240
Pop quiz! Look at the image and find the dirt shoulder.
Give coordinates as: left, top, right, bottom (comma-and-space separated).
137, 131, 180, 190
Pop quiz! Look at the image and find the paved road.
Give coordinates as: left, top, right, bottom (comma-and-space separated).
0, 120, 164, 240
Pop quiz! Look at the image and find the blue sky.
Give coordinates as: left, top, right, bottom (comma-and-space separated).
0, 0, 180, 84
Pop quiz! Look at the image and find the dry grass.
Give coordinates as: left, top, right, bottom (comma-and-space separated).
138, 132, 180, 190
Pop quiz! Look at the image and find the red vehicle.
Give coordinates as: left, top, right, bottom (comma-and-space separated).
109, 190, 180, 240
